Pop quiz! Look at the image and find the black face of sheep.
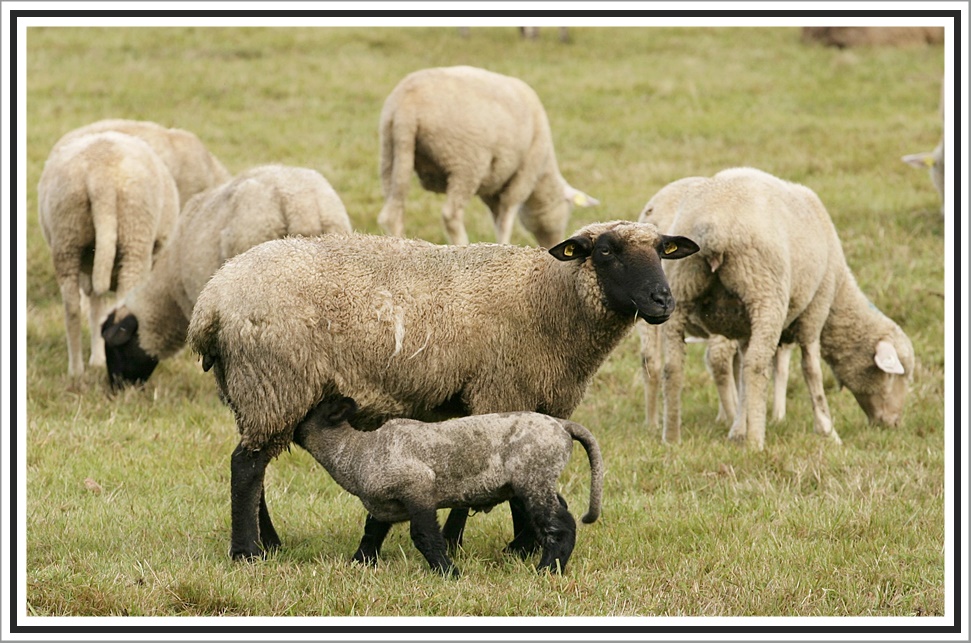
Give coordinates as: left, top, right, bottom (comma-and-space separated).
549, 230, 699, 324
101, 311, 159, 389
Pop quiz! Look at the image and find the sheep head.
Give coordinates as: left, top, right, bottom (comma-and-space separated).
549, 220, 699, 324
102, 308, 159, 390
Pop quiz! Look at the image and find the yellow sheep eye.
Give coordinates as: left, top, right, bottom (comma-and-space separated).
563, 243, 575, 257
664, 242, 678, 255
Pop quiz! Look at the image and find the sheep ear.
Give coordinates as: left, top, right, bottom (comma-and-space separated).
563, 185, 599, 208
874, 340, 905, 375
658, 235, 700, 260
549, 235, 593, 261
902, 152, 935, 169
103, 314, 137, 347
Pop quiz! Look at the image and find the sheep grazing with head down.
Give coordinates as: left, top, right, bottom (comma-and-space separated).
377, 65, 599, 247
293, 396, 604, 577
51, 118, 231, 208
186, 220, 698, 560
101, 164, 352, 389
648, 167, 914, 450
38, 130, 180, 379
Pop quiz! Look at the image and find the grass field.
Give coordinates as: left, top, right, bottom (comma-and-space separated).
17, 23, 954, 625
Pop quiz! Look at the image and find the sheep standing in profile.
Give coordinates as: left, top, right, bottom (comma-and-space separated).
186, 220, 698, 561
51, 118, 231, 208
650, 168, 914, 450
293, 397, 603, 577
38, 131, 179, 379
377, 65, 598, 247
101, 164, 352, 389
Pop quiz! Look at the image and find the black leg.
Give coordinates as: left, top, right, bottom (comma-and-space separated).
409, 508, 459, 578
230, 442, 275, 560
442, 507, 469, 553
258, 487, 281, 551
352, 514, 393, 566
504, 497, 540, 558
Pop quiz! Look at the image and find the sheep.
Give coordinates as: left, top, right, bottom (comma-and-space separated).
100, 164, 353, 389
636, 177, 793, 428
38, 130, 180, 379
902, 76, 945, 213
377, 65, 599, 248
51, 118, 232, 208
292, 396, 604, 577
186, 219, 699, 560
801, 27, 945, 48
646, 168, 914, 450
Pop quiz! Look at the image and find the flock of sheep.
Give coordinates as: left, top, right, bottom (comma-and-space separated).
37, 49, 939, 577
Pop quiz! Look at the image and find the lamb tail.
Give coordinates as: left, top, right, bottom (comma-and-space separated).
562, 420, 604, 523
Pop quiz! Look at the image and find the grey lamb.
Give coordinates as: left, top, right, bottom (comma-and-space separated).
101, 164, 352, 389
378, 65, 598, 247
186, 220, 698, 560
293, 397, 604, 577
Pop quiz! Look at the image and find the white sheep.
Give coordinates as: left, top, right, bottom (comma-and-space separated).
649, 168, 914, 450
636, 176, 793, 428
38, 131, 180, 378
801, 27, 945, 48
186, 220, 698, 560
902, 76, 945, 214
293, 396, 604, 577
377, 65, 599, 247
52, 118, 232, 208
100, 164, 353, 388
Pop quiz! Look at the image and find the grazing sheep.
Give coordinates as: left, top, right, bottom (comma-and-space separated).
902, 76, 945, 213
292, 396, 604, 577
52, 118, 231, 208
377, 65, 599, 247
186, 220, 698, 560
801, 27, 944, 48
101, 164, 353, 389
648, 168, 914, 450
636, 177, 793, 428
38, 131, 180, 378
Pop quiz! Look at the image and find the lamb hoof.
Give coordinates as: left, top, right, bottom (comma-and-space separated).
351, 550, 378, 567
230, 547, 267, 562
505, 536, 540, 559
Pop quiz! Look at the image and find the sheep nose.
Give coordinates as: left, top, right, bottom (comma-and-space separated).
652, 290, 675, 314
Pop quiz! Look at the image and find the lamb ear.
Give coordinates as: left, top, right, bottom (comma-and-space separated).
103, 314, 138, 347
549, 235, 593, 261
874, 340, 905, 375
563, 185, 599, 208
331, 396, 358, 423
658, 234, 700, 260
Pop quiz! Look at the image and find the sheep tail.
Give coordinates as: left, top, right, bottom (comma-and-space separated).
89, 179, 119, 296
562, 420, 604, 524
380, 110, 417, 200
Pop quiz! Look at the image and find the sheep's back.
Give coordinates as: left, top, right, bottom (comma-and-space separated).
189, 234, 563, 454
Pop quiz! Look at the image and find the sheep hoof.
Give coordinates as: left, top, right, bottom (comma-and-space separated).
504, 536, 540, 559
351, 551, 378, 567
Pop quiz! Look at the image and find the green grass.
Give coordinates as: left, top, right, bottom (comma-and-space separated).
21, 26, 950, 621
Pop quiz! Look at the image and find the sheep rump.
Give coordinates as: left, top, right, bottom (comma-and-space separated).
38, 130, 180, 378
377, 65, 598, 247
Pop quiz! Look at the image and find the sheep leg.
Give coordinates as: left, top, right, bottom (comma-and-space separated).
705, 336, 739, 424
637, 321, 661, 428
408, 507, 459, 578
661, 312, 688, 444
86, 290, 108, 368
728, 331, 777, 450
799, 341, 841, 444
442, 182, 475, 246
230, 442, 277, 560
771, 344, 793, 421
352, 513, 393, 565
442, 507, 468, 553
55, 269, 85, 378
505, 496, 541, 557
